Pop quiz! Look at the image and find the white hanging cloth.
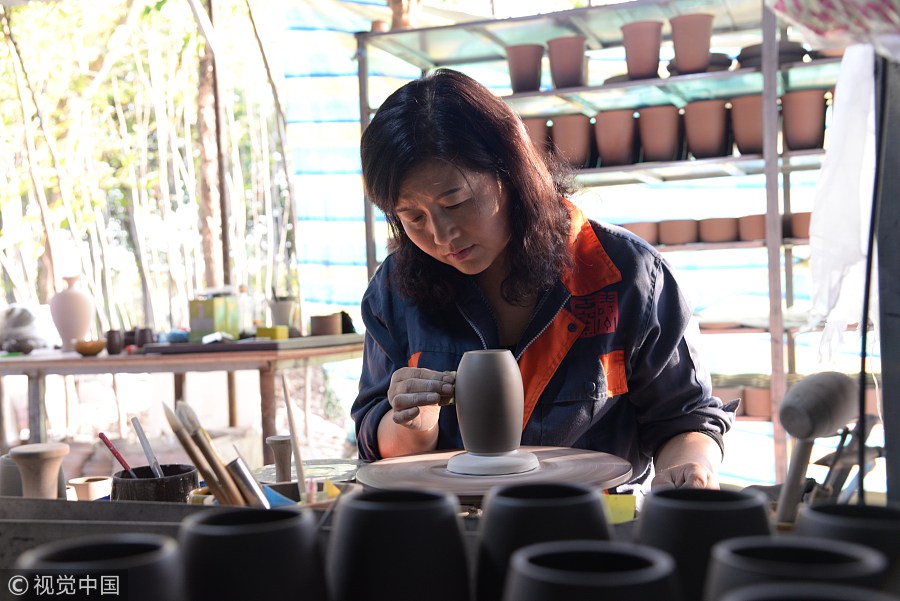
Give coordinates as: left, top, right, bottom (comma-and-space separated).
808, 44, 878, 364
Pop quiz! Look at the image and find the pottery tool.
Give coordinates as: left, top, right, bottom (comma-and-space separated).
98, 432, 137, 479
163, 402, 230, 506
131, 416, 164, 479
175, 402, 245, 506
227, 445, 270, 509
280, 374, 307, 503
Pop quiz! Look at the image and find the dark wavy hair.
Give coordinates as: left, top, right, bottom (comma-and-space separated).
360, 68, 574, 314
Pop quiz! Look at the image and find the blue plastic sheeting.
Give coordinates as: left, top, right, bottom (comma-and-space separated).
285, 0, 385, 33
293, 174, 366, 219
282, 31, 361, 77
284, 75, 362, 123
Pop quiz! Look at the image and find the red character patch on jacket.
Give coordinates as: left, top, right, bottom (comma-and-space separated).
570, 291, 618, 337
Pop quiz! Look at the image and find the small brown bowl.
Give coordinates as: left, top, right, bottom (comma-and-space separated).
74, 339, 106, 357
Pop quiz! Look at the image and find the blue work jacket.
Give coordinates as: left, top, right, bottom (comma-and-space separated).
352, 205, 735, 485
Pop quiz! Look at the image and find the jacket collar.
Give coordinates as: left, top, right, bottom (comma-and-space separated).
562, 200, 622, 296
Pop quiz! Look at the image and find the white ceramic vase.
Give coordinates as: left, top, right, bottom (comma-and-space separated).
49, 275, 93, 352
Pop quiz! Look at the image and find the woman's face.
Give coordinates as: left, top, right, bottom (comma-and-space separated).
395, 160, 512, 276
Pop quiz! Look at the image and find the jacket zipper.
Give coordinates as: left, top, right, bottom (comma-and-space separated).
517, 292, 571, 360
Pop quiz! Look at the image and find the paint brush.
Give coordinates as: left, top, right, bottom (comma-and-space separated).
175, 402, 245, 506
131, 416, 165, 479
281, 374, 307, 503
227, 444, 270, 509
163, 401, 230, 505
98, 432, 137, 478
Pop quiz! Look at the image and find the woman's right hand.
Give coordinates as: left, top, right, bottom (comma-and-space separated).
387, 367, 455, 431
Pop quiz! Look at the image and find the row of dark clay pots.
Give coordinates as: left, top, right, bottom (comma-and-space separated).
621, 212, 812, 246
522, 89, 829, 170
13, 485, 900, 601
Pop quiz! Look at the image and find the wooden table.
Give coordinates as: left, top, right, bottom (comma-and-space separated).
0, 334, 364, 464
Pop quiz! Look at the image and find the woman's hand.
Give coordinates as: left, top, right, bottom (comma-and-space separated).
651, 462, 719, 490
651, 431, 721, 490
387, 367, 455, 431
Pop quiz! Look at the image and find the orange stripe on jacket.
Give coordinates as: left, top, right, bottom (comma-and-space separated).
600, 350, 628, 396
519, 310, 583, 427
408, 352, 421, 368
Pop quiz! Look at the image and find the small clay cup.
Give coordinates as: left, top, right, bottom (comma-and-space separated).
669, 13, 714, 75
731, 94, 764, 155
638, 105, 681, 162
477, 482, 612, 601
621, 20, 662, 80
551, 114, 592, 168
68, 475, 113, 501
789, 211, 812, 239
180, 506, 326, 601
636, 488, 772, 601
621, 221, 659, 244
658, 219, 699, 245
522, 117, 551, 155
547, 35, 587, 88
795, 503, 900, 593
594, 109, 637, 166
781, 89, 828, 150
699, 217, 739, 243
111, 464, 198, 503
105, 329, 124, 355
503, 540, 681, 601
719, 582, 900, 601
310, 313, 342, 336
684, 99, 729, 158
738, 214, 767, 241
705, 535, 889, 600
507, 43, 544, 93
135, 327, 155, 348
15, 533, 184, 601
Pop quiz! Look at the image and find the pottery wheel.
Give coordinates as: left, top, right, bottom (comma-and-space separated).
355, 446, 633, 504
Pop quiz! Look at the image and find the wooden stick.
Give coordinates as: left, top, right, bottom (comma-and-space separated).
281, 374, 306, 503
163, 402, 230, 506
176, 402, 245, 506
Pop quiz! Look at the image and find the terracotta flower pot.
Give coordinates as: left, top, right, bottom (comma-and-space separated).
730, 94, 764, 155
738, 214, 766, 241
684, 99, 729, 158
621, 221, 658, 244
621, 20, 662, 80
507, 44, 544, 93
699, 217, 739, 242
781, 88, 827, 150
638, 105, 681, 162
547, 35, 587, 88
523, 117, 551, 155
670, 13, 714, 75
551, 114, 592, 168
658, 219, 698, 245
742, 385, 771, 418
594, 109, 637, 166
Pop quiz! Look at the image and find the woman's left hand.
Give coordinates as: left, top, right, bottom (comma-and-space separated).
651, 462, 719, 490
651, 432, 722, 490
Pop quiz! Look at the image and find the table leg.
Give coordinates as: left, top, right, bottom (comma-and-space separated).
173, 373, 185, 402
260, 367, 276, 465
227, 371, 237, 428
27, 374, 46, 443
